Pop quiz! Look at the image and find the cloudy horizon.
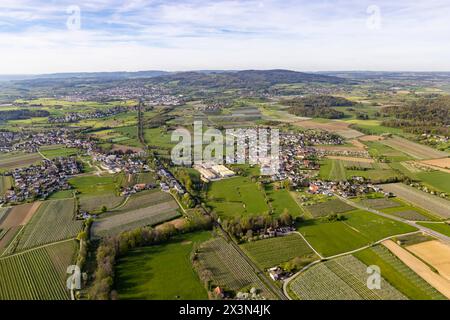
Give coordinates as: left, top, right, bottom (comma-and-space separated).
1, 0, 450, 74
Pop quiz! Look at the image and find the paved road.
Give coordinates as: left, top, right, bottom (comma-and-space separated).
336, 195, 450, 245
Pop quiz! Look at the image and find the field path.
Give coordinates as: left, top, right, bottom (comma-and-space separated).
382, 240, 450, 299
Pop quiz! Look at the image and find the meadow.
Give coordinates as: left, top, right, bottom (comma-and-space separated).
240, 234, 316, 269
297, 209, 417, 257
39, 146, 79, 159
305, 198, 355, 218
206, 176, 270, 218
115, 231, 211, 300
264, 184, 303, 217
69, 174, 120, 196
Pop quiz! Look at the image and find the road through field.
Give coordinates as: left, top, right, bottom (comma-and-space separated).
283, 195, 450, 299
336, 195, 450, 245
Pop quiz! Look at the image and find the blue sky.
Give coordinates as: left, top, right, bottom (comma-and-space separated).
1, 0, 450, 74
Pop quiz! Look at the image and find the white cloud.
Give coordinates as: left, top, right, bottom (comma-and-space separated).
1, 0, 450, 73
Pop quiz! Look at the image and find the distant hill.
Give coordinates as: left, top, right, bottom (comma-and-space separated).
0, 71, 169, 82
149, 69, 348, 89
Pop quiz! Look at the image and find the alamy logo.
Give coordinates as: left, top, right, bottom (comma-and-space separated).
367, 265, 381, 290
171, 121, 280, 175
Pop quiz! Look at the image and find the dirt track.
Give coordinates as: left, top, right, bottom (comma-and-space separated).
382, 240, 450, 299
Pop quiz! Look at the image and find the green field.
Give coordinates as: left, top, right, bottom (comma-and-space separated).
69, 174, 120, 196
265, 185, 303, 217
415, 171, 450, 194
206, 176, 270, 218
297, 210, 417, 257
115, 231, 211, 300
0, 175, 13, 196
417, 222, 450, 237
144, 127, 174, 150
12, 199, 83, 253
354, 245, 445, 300
39, 146, 79, 159
305, 198, 355, 218
319, 159, 346, 180
79, 194, 125, 212
240, 234, 316, 269
0, 240, 77, 300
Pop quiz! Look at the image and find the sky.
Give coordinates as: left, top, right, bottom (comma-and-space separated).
1, 0, 450, 74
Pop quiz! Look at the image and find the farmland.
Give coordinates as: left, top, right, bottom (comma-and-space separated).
0, 152, 42, 171
69, 174, 120, 196
414, 171, 450, 194
381, 136, 448, 160
382, 240, 450, 299
115, 231, 210, 300
305, 198, 355, 218
353, 245, 445, 300
91, 202, 180, 238
0, 240, 77, 300
297, 209, 417, 257
0, 202, 41, 255
10, 199, 82, 253
206, 176, 270, 218
39, 146, 79, 159
288, 255, 406, 300
417, 222, 450, 237
264, 186, 302, 217
197, 237, 276, 299
0, 175, 13, 196
406, 240, 450, 281
240, 234, 317, 269
381, 183, 450, 219
79, 194, 124, 212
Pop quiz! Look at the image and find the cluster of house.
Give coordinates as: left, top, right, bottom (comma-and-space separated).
308, 180, 391, 198
121, 183, 157, 196
48, 106, 129, 123
91, 152, 148, 174
315, 148, 370, 158
0, 157, 81, 203
157, 167, 185, 194
73, 85, 184, 106
1, 129, 94, 153
268, 267, 293, 282
0, 131, 32, 152
193, 163, 235, 182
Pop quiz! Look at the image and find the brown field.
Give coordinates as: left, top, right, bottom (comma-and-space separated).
358, 135, 384, 142
315, 145, 368, 153
349, 139, 367, 150
327, 156, 375, 163
294, 120, 364, 139
407, 240, 450, 281
382, 136, 448, 160
418, 158, 450, 173
111, 144, 144, 153
383, 240, 450, 299
0, 202, 41, 251
0, 202, 41, 227
0, 153, 43, 170
381, 183, 450, 219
